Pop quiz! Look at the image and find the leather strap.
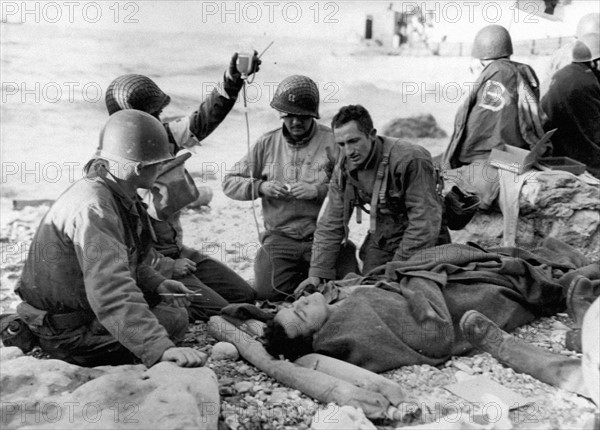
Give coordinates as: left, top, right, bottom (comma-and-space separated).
369, 139, 394, 234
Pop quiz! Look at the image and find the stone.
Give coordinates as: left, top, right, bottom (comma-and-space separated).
452, 171, 600, 257
0, 346, 24, 361
234, 381, 254, 394
311, 404, 376, 430
0, 355, 220, 429
382, 114, 448, 139
211, 342, 239, 361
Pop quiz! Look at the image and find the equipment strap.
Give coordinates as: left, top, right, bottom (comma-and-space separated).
17, 302, 95, 330
369, 139, 394, 234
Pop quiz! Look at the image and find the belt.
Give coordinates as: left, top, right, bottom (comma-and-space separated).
47, 310, 96, 330
267, 230, 314, 242
18, 302, 96, 330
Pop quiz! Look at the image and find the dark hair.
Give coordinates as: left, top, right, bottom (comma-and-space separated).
261, 319, 314, 361
331, 105, 374, 136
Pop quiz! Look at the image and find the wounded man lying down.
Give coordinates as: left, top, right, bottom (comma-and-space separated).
256, 239, 594, 373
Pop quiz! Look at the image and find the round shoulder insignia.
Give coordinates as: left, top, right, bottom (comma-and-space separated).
478, 80, 507, 112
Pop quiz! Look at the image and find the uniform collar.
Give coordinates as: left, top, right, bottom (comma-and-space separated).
84, 158, 141, 214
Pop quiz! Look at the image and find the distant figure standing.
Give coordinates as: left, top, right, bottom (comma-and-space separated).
542, 33, 600, 178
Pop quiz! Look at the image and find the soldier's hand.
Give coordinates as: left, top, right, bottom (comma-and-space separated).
173, 258, 196, 278
160, 347, 207, 367
259, 181, 291, 200
228, 51, 261, 82
294, 276, 323, 299
248, 50, 261, 75
289, 182, 318, 200
157, 280, 193, 307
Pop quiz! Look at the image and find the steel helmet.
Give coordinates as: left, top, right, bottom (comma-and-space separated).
576, 13, 600, 39
96, 110, 172, 166
105, 74, 171, 116
270, 75, 320, 118
472, 25, 513, 60
572, 32, 600, 62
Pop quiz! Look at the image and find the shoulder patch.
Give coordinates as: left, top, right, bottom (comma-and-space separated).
479, 80, 507, 112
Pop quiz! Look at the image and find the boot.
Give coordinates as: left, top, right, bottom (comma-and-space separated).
460, 310, 588, 397
459, 310, 511, 357
565, 275, 599, 353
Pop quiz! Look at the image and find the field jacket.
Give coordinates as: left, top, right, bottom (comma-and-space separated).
309, 136, 445, 279
165, 73, 243, 150
16, 171, 173, 367
222, 122, 338, 240
441, 59, 546, 169
542, 63, 600, 178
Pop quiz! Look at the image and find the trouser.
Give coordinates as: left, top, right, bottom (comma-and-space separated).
35, 303, 188, 367
359, 233, 396, 275
254, 233, 359, 301
172, 248, 257, 322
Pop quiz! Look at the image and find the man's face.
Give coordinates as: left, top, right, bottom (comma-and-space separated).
334, 120, 375, 168
274, 293, 328, 338
281, 113, 313, 138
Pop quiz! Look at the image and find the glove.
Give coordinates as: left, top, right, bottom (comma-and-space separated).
228, 51, 262, 83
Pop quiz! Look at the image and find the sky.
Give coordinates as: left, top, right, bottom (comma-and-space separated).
0, 0, 600, 40
1, 1, 598, 42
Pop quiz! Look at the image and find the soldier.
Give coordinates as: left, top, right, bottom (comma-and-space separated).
299, 104, 449, 291
441, 25, 546, 169
542, 32, 600, 178
540, 12, 600, 96
223, 76, 355, 300
105, 53, 259, 320
14, 111, 206, 368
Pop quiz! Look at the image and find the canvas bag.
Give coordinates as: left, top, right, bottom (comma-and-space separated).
147, 151, 199, 220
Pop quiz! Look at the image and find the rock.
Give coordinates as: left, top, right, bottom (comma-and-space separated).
268, 388, 290, 404
454, 371, 473, 382
0, 355, 219, 429
453, 361, 474, 375
234, 381, 254, 394
0, 346, 24, 361
224, 414, 240, 430
311, 404, 376, 429
381, 114, 447, 139
451, 171, 600, 257
211, 342, 239, 361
